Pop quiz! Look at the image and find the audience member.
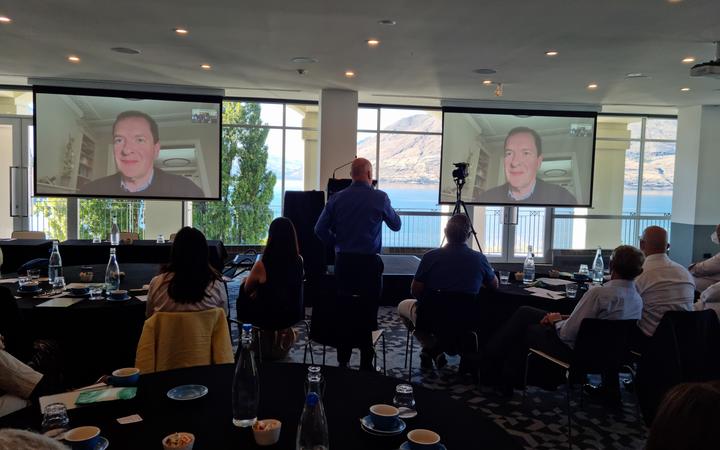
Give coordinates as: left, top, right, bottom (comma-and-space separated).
146, 227, 227, 317
635, 226, 695, 345
688, 223, 720, 292
693, 279, 720, 321
645, 381, 720, 450
0, 428, 69, 449
314, 157, 401, 370
238, 217, 304, 330
398, 214, 497, 369
0, 335, 44, 418
484, 245, 644, 396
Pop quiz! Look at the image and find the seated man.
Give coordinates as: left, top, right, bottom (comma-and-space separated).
635, 226, 695, 347
688, 223, 720, 292
0, 335, 44, 418
693, 280, 720, 321
484, 245, 644, 396
398, 214, 498, 369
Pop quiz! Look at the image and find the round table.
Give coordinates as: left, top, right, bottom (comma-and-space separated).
1, 363, 522, 449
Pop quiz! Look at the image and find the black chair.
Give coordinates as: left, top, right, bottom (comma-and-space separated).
523, 319, 638, 448
636, 310, 720, 425
407, 290, 483, 382
222, 251, 257, 280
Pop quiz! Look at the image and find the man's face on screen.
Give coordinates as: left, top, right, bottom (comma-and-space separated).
503, 132, 543, 194
112, 116, 160, 182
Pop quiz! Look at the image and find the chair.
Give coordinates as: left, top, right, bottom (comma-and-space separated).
11, 231, 46, 240
223, 251, 257, 279
135, 307, 233, 374
523, 319, 638, 448
636, 310, 720, 425
406, 290, 483, 382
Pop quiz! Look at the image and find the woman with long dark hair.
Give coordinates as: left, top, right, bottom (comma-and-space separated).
239, 217, 304, 329
146, 227, 227, 317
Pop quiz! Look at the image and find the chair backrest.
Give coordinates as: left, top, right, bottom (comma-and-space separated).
415, 290, 481, 352
135, 307, 233, 374
237, 261, 304, 330
571, 318, 638, 374
11, 231, 46, 240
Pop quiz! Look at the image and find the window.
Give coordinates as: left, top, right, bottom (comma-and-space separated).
192, 101, 318, 245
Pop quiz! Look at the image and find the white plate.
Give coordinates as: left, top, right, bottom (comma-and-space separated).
167, 384, 208, 401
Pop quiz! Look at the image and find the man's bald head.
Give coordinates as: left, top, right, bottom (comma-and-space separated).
350, 158, 373, 183
640, 226, 669, 256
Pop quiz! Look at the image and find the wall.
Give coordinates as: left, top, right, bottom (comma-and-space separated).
318, 90, 358, 191
35, 96, 83, 182
143, 200, 183, 239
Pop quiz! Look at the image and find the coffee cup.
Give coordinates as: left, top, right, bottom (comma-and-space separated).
407, 429, 441, 449
64, 426, 100, 450
369, 404, 400, 430
109, 290, 127, 300
108, 367, 140, 386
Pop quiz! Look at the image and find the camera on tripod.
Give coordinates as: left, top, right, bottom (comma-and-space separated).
452, 162, 469, 181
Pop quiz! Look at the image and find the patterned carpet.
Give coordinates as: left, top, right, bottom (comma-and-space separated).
227, 280, 648, 450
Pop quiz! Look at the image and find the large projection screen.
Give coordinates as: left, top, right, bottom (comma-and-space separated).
34, 86, 222, 201
440, 107, 597, 207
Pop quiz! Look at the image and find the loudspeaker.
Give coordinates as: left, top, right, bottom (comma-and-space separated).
283, 190, 327, 279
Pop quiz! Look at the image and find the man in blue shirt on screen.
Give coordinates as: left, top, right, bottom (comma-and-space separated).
314, 157, 401, 370
478, 127, 577, 205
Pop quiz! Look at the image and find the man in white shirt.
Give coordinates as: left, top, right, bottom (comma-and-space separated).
0, 334, 44, 418
688, 224, 720, 292
635, 226, 695, 339
694, 280, 720, 320
484, 245, 644, 396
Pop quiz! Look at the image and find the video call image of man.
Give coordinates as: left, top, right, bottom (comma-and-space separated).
478, 127, 577, 205
79, 111, 204, 197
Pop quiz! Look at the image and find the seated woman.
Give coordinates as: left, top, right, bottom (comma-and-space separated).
146, 227, 227, 317
238, 217, 304, 330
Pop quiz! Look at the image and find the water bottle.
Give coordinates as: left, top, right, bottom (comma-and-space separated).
592, 246, 604, 284
523, 245, 535, 285
232, 324, 259, 427
305, 366, 326, 398
296, 392, 330, 450
104, 248, 120, 291
48, 240, 63, 283
110, 216, 120, 246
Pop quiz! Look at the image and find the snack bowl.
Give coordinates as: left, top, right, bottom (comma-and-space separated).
514, 272, 524, 282
162, 432, 194, 450
252, 419, 282, 446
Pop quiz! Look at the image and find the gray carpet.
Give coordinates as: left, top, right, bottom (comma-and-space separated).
227, 279, 648, 450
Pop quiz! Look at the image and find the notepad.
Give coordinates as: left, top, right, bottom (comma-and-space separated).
537, 277, 576, 286
37, 297, 84, 307
525, 287, 565, 300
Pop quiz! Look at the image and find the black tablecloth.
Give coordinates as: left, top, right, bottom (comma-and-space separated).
0, 239, 53, 273
0, 363, 522, 450
59, 240, 227, 271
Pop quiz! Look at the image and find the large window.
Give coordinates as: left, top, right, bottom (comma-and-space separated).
192, 100, 318, 245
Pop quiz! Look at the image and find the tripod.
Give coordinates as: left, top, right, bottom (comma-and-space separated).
443, 176, 483, 252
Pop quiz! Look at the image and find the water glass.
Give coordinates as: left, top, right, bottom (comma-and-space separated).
499, 270, 510, 285
89, 286, 104, 301
92, 235, 101, 244
41, 402, 70, 437
51, 276, 66, 294
578, 264, 589, 276
18, 276, 31, 287
565, 283, 578, 299
28, 268, 41, 280
156, 234, 165, 244
393, 384, 417, 418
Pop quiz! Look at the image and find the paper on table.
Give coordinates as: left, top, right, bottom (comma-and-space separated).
525, 287, 566, 300
537, 277, 576, 286
37, 298, 84, 307
0, 278, 19, 284
135, 295, 148, 302
39, 386, 134, 411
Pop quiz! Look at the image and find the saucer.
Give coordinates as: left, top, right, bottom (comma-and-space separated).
106, 294, 131, 301
399, 442, 446, 450
95, 436, 109, 450
167, 384, 208, 401
18, 285, 42, 294
360, 415, 406, 436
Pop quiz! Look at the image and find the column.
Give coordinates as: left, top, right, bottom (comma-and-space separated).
318, 89, 358, 192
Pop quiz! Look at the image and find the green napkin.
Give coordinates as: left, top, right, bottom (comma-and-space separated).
75, 387, 137, 405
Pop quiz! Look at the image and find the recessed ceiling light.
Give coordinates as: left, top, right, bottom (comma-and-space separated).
667, 0, 683, 3
482, 80, 493, 85
377, 19, 397, 26
111, 47, 141, 55
367, 39, 380, 47
291, 56, 319, 64
0, 16, 11, 23
545, 50, 559, 56
682, 57, 695, 64
345, 70, 356, 78
587, 83, 598, 90
626, 72, 649, 79
67, 55, 80, 63
174, 28, 188, 35
473, 68, 497, 75
681, 87, 691, 92
201, 64, 212, 70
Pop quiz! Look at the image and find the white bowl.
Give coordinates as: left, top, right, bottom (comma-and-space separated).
253, 419, 282, 446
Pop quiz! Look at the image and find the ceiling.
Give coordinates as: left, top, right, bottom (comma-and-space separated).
0, 0, 719, 108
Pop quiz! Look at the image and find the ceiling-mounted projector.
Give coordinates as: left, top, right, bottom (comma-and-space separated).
691, 42, 720, 78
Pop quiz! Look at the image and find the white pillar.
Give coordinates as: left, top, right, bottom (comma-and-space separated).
318, 89, 358, 193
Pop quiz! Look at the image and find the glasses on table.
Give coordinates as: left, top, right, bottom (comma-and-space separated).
41, 402, 70, 437
51, 276, 66, 294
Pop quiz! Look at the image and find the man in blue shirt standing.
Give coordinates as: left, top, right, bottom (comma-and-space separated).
398, 214, 498, 369
315, 157, 401, 370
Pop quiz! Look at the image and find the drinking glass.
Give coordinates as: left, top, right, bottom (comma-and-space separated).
565, 283, 578, 299
393, 384, 417, 418
92, 235, 101, 244
51, 276, 66, 294
578, 264, 589, 276
18, 276, 31, 287
499, 271, 510, 285
28, 268, 41, 280
41, 402, 70, 437
156, 234, 165, 244
89, 286, 104, 301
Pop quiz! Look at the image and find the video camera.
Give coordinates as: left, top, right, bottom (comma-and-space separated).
452, 162, 469, 181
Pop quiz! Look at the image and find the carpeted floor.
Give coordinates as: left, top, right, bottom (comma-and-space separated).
227, 279, 648, 450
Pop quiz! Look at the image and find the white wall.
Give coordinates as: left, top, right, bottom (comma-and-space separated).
318, 89, 358, 190
672, 106, 702, 225
143, 200, 183, 239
